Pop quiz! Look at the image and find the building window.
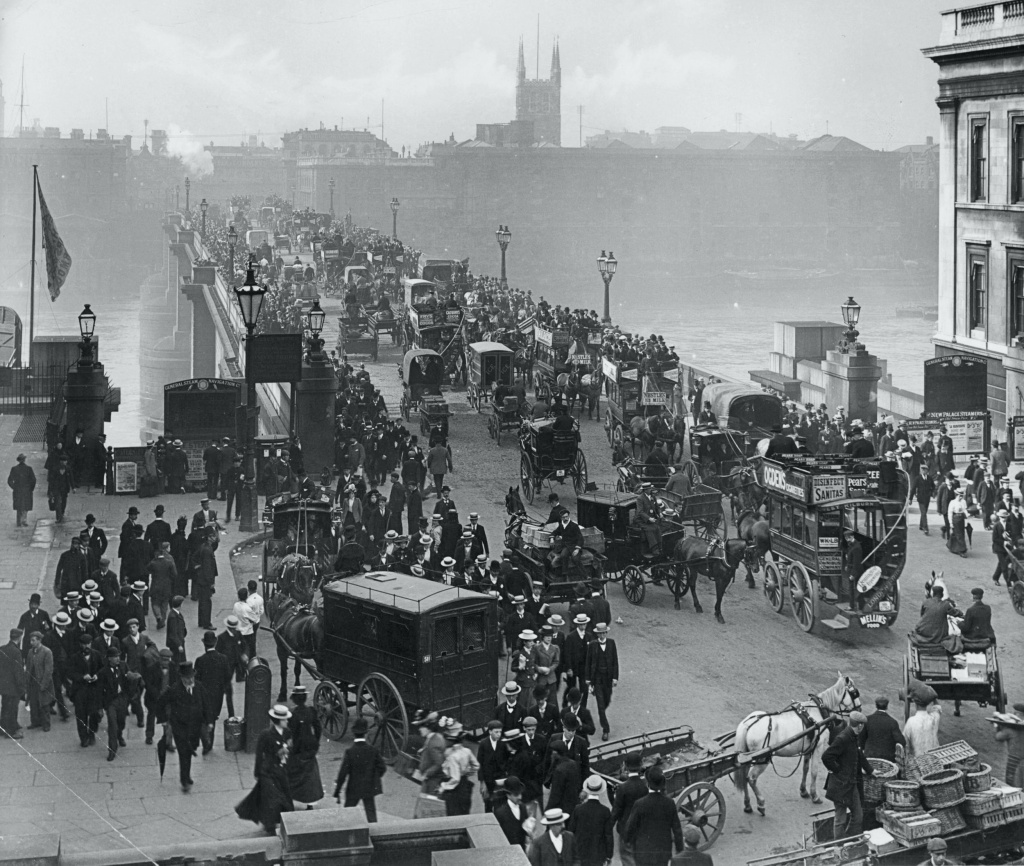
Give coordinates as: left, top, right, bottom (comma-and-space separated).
1012, 118, 1024, 203
969, 249, 988, 331
970, 118, 988, 202
1010, 256, 1024, 339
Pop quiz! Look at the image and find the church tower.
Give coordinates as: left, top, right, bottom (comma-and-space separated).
515, 37, 561, 146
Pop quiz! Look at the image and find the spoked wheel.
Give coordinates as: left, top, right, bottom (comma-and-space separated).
356, 673, 408, 764
695, 501, 727, 541
676, 782, 726, 851
1012, 581, 1024, 616
605, 409, 614, 444
665, 563, 691, 598
520, 455, 535, 504
787, 562, 816, 633
763, 561, 785, 613
611, 423, 623, 450
313, 680, 349, 742
622, 566, 646, 605
572, 451, 588, 494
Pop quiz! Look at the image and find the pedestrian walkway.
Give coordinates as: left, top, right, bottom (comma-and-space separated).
0, 417, 417, 855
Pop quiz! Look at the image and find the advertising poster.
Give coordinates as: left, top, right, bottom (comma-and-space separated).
114, 461, 137, 494
904, 411, 989, 457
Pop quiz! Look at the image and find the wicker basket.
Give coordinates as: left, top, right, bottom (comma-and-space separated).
962, 762, 992, 793
885, 780, 921, 811
921, 769, 966, 808
864, 758, 899, 803
962, 791, 1002, 815
928, 739, 979, 769
965, 809, 1006, 830
930, 805, 967, 834
903, 753, 943, 782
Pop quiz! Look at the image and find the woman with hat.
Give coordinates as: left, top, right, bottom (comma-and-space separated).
947, 486, 969, 557
993, 703, 1024, 788
236, 704, 293, 834
286, 685, 324, 808
532, 626, 560, 704
529, 807, 576, 866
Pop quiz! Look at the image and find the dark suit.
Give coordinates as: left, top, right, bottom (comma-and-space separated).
569, 797, 615, 866
166, 609, 187, 662
43, 628, 72, 718
586, 638, 619, 735
624, 791, 684, 866
193, 544, 217, 629
563, 703, 597, 743
494, 798, 528, 847
194, 648, 233, 750
83, 526, 108, 562
470, 523, 489, 555
528, 700, 562, 741
670, 849, 714, 865
67, 649, 103, 745
144, 519, 172, 551
157, 680, 212, 787
546, 756, 581, 817
992, 521, 1011, 584
528, 830, 575, 866
477, 736, 508, 811
858, 709, 906, 762
54, 548, 89, 599
961, 600, 996, 642
822, 724, 873, 837
494, 699, 525, 732
562, 629, 591, 708
334, 739, 386, 822
98, 659, 135, 756
612, 772, 649, 863
545, 733, 590, 783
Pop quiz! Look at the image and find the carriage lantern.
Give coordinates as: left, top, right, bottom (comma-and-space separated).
840, 296, 862, 353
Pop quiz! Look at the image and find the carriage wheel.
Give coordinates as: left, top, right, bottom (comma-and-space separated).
572, 451, 588, 495
356, 673, 408, 764
622, 566, 646, 605
665, 563, 691, 598
1012, 581, 1024, 616
885, 581, 901, 628
313, 680, 349, 742
520, 455, 535, 504
695, 501, 727, 541
676, 782, 726, 851
611, 423, 623, 450
787, 562, 816, 633
605, 409, 614, 444
763, 561, 785, 613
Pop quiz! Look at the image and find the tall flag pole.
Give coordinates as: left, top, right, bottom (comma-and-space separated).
29, 165, 38, 370
37, 176, 72, 302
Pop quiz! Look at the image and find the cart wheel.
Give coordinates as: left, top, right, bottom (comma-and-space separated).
696, 501, 727, 541
356, 673, 408, 764
622, 566, 646, 606
885, 580, 901, 628
612, 423, 623, 449
676, 781, 726, 851
573, 451, 588, 495
787, 562, 816, 633
1012, 582, 1024, 616
763, 561, 785, 613
520, 455, 535, 504
665, 563, 691, 598
605, 409, 614, 444
313, 680, 349, 742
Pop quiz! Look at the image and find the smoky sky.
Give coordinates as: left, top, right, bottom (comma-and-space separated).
2, 0, 949, 157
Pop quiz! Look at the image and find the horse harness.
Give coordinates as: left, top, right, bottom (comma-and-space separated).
747, 693, 843, 767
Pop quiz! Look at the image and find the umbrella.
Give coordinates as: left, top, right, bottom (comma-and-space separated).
157, 736, 168, 780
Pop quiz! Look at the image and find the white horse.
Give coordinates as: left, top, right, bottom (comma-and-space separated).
731, 673, 861, 814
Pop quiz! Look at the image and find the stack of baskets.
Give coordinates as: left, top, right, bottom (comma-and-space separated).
870, 740, 1024, 848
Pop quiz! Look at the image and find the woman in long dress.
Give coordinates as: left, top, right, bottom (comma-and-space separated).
286, 686, 324, 808
236, 705, 294, 835
947, 487, 969, 557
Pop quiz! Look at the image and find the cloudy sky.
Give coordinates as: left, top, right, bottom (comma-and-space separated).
2, 0, 949, 155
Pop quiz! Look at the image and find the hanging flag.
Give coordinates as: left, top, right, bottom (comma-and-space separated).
36, 180, 72, 301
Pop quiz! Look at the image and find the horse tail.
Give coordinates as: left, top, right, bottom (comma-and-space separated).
731, 714, 758, 792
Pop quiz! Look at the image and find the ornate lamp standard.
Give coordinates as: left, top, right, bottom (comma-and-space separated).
304, 298, 326, 355
227, 225, 237, 279
330, 178, 336, 217
839, 296, 862, 353
496, 225, 511, 289
390, 197, 400, 238
234, 264, 268, 533
598, 250, 617, 324
200, 198, 208, 238
78, 304, 97, 365
185, 177, 191, 213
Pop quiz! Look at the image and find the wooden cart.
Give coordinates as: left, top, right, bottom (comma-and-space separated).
902, 635, 1007, 721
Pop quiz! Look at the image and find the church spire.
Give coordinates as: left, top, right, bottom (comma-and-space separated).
551, 38, 560, 84
517, 37, 526, 82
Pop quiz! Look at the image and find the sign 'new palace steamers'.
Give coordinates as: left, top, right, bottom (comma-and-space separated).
758, 458, 882, 506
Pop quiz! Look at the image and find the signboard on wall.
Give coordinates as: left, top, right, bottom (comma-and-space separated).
164, 378, 242, 441
1011, 416, 1024, 461
924, 355, 988, 414
110, 446, 147, 495
904, 411, 991, 457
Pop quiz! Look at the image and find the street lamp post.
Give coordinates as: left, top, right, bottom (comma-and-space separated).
598, 250, 617, 324
227, 225, 237, 279
839, 296, 862, 353
200, 198, 208, 238
496, 225, 511, 289
329, 178, 336, 217
185, 177, 190, 214
78, 304, 97, 366
391, 197, 400, 238
304, 298, 326, 357
291, 185, 296, 207
234, 264, 268, 533
175, 185, 180, 211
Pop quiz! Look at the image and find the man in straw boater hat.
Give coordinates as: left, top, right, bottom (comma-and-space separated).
569, 775, 614, 866
528, 807, 576, 866
494, 680, 525, 732
237, 704, 293, 834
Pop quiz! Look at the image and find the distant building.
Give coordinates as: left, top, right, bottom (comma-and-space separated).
585, 130, 655, 149
516, 38, 561, 146
652, 126, 692, 148
923, 1, 1024, 437
894, 137, 939, 191
584, 127, 808, 151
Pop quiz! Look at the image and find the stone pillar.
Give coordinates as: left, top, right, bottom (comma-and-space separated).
64, 345, 109, 443
936, 96, 959, 344
181, 284, 217, 378
295, 345, 337, 477
821, 346, 883, 425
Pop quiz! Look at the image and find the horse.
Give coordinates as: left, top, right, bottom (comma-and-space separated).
266, 592, 324, 703
275, 553, 319, 605
736, 509, 772, 588
673, 536, 747, 622
731, 673, 862, 814
725, 464, 765, 521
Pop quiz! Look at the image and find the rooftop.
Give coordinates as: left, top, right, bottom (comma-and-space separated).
924, 2, 1024, 53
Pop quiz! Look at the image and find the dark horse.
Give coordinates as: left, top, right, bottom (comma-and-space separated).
724, 464, 765, 521
266, 593, 324, 702
674, 536, 747, 623
736, 509, 772, 589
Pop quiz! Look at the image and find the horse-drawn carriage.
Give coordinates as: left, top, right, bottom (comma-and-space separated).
902, 636, 1007, 721
262, 491, 340, 599
466, 341, 514, 411
518, 418, 588, 503
603, 358, 680, 455
756, 454, 908, 634
280, 571, 499, 761
577, 486, 736, 617
335, 312, 379, 360
689, 383, 783, 484
399, 349, 450, 440
368, 305, 401, 344
401, 279, 467, 384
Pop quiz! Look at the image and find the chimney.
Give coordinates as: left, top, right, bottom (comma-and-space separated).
926, 135, 934, 146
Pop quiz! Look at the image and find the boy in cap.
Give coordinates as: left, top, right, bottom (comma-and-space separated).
675, 825, 714, 864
